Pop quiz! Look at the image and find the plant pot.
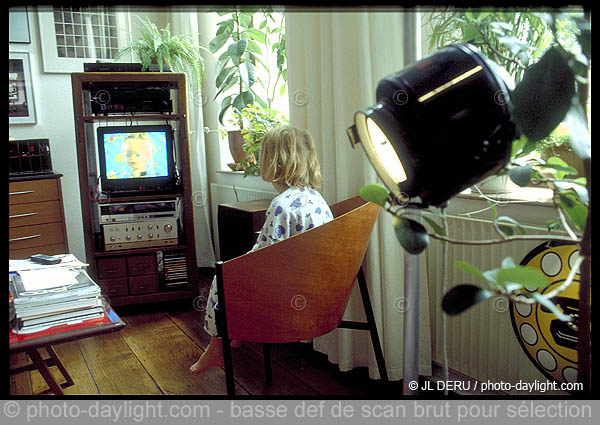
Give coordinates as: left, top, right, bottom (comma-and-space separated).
227, 130, 251, 166
475, 175, 519, 194
541, 145, 585, 177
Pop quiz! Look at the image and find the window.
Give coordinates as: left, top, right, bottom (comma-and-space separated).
209, 10, 289, 171
37, 5, 130, 73
52, 6, 119, 60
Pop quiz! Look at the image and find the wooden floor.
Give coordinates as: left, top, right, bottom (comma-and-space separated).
10, 284, 403, 396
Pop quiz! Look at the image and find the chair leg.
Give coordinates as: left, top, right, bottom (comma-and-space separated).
222, 338, 236, 396
357, 267, 389, 383
263, 343, 272, 385
215, 262, 236, 396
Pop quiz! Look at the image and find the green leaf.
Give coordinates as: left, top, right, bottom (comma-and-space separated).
238, 13, 252, 28
228, 38, 248, 63
218, 95, 234, 125
508, 166, 533, 187
209, 33, 230, 53
392, 216, 429, 255
554, 181, 589, 206
246, 40, 264, 56
239, 61, 257, 87
359, 183, 389, 207
455, 261, 488, 282
496, 216, 527, 235
489, 202, 498, 219
442, 284, 493, 315
511, 47, 575, 142
215, 66, 235, 89
565, 101, 591, 160
558, 191, 588, 232
497, 266, 548, 290
232, 91, 254, 113
246, 27, 267, 44
542, 157, 577, 179
423, 216, 446, 237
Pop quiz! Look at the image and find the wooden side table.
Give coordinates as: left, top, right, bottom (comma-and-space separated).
217, 199, 272, 261
9, 301, 125, 395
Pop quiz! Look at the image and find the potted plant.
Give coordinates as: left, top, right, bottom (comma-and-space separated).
209, 7, 287, 167
115, 15, 209, 95
238, 104, 289, 176
535, 130, 585, 177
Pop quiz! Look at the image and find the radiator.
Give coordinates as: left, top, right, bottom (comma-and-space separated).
425, 214, 563, 394
210, 183, 277, 258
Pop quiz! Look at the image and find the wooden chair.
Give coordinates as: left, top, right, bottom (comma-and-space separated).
215, 196, 388, 395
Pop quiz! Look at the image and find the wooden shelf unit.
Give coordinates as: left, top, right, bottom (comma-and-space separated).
71, 72, 198, 306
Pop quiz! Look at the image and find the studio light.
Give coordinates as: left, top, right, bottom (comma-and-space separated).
348, 43, 519, 207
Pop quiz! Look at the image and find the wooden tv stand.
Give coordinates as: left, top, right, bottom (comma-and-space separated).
71, 72, 198, 306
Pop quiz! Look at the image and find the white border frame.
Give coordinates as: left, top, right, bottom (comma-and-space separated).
9, 6, 31, 43
36, 5, 132, 73
9, 51, 37, 125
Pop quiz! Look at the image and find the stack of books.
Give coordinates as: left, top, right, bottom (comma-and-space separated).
9, 255, 103, 334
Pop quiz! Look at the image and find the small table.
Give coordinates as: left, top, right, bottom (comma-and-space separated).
217, 199, 271, 261
9, 301, 125, 395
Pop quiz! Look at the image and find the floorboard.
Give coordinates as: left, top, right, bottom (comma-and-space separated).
120, 311, 246, 395
78, 331, 162, 395
10, 298, 397, 396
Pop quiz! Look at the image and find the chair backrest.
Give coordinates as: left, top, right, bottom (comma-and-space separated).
219, 196, 380, 343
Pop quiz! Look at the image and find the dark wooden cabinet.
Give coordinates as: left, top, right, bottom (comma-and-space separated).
217, 199, 271, 261
71, 72, 198, 306
9, 174, 69, 259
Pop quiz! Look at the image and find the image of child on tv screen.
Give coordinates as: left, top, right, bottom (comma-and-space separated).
105, 132, 168, 179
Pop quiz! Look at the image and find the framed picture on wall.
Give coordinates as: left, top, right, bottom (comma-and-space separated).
9, 52, 37, 125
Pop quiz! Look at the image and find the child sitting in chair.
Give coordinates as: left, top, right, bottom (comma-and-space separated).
190, 126, 333, 375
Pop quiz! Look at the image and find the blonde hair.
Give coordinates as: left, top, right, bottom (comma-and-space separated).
122, 133, 154, 160
260, 126, 323, 189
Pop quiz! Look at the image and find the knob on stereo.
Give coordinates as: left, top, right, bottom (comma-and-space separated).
164, 224, 173, 233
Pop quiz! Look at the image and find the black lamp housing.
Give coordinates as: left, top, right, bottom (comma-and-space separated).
348, 43, 519, 207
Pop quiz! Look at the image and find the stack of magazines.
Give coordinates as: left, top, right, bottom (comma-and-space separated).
9, 254, 103, 334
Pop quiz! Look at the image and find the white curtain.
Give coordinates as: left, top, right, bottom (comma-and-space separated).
286, 10, 432, 380
170, 9, 216, 268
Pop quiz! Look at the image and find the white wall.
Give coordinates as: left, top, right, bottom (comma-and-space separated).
9, 8, 87, 260
8, 7, 189, 263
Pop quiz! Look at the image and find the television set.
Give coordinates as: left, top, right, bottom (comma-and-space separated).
97, 124, 178, 196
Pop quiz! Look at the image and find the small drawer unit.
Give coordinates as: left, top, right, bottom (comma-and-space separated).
9, 175, 68, 259
98, 254, 161, 298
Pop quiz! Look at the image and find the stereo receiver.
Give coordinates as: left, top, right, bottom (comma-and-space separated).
99, 200, 178, 224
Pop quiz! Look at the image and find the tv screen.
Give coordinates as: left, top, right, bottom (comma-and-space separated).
97, 125, 177, 195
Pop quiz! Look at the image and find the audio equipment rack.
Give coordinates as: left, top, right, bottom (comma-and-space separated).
71, 72, 198, 306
